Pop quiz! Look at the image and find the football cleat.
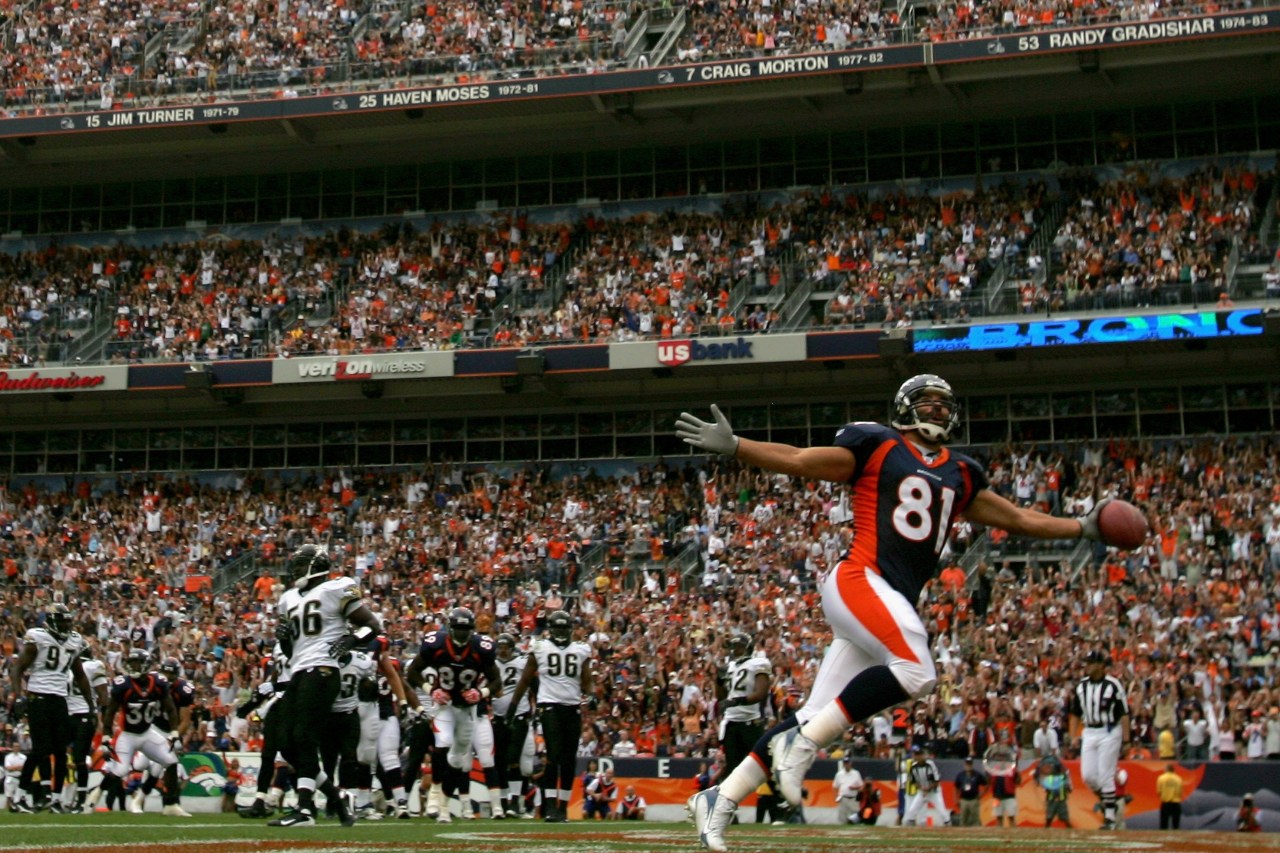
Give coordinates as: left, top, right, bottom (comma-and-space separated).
436, 811, 452, 824
128, 791, 145, 814
268, 807, 317, 827
10, 800, 34, 814
771, 729, 818, 808
491, 800, 505, 819
332, 794, 356, 828
395, 799, 410, 820
162, 804, 191, 817
238, 798, 271, 818
356, 804, 383, 821
688, 786, 735, 853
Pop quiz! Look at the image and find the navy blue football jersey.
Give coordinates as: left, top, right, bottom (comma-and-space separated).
413, 631, 496, 705
834, 422, 989, 602
155, 677, 195, 730
109, 673, 172, 735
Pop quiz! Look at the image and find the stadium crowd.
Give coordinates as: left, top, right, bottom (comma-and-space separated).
0, 428, 1276, 771
0, 159, 1268, 369
0, 0, 1260, 115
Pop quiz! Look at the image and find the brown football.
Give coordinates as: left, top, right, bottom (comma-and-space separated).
1098, 499, 1149, 550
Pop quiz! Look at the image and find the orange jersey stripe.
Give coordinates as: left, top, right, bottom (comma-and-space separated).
835, 564, 921, 664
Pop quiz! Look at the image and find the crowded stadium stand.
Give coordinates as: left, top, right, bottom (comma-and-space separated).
0, 0, 1278, 829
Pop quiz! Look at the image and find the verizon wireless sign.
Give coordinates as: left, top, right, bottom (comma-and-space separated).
0, 365, 127, 394
272, 352, 454, 384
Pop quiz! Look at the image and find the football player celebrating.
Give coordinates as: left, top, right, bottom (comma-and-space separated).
11, 603, 96, 812
97, 648, 187, 816
491, 633, 536, 818
507, 610, 592, 823
678, 374, 1112, 851
270, 543, 379, 827
404, 607, 501, 823
64, 644, 109, 813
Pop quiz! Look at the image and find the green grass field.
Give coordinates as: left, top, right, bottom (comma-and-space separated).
0, 813, 1278, 853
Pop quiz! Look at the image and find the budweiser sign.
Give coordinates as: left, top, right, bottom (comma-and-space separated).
0, 366, 110, 389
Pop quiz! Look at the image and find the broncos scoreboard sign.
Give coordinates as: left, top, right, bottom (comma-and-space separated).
912, 308, 1264, 353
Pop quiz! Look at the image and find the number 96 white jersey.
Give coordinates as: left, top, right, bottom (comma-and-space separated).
530, 639, 591, 705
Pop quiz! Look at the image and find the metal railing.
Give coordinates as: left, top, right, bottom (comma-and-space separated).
776, 264, 814, 331
212, 547, 264, 594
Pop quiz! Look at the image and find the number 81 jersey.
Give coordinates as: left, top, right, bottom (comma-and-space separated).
835, 422, 988, 603
530, 638, 591, 706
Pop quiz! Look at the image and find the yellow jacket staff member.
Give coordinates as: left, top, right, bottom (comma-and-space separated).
1156, 764, 1184, 830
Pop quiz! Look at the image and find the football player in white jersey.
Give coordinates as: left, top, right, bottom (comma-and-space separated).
11, 603, 95, 812
491, 633, 536, 817
716, 633, 772, 785
328, 646, 377, 820
507, 610, 592, 823
269, 543, 380, 827
64, 644, 109, 812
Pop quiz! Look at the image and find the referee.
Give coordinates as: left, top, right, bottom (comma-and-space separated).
1069, 649, 1130, 830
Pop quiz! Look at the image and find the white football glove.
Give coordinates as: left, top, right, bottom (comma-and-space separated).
675, 404, 739, 456
1078, 497, 1112, 542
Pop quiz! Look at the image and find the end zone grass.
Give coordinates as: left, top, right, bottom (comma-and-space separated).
1, 813, 1278, 853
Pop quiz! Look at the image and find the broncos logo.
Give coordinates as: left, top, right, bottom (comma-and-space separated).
180, 753, 228, 797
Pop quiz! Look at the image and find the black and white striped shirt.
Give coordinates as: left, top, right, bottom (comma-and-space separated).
1070, 675, 1129, 729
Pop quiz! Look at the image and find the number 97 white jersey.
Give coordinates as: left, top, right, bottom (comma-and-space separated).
530, 639, 591, 705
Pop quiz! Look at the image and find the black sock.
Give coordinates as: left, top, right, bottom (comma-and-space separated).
835, 665, 910, 722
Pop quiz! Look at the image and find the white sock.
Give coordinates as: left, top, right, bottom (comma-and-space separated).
798, 701, 851, 749
719, 757, 767, 804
